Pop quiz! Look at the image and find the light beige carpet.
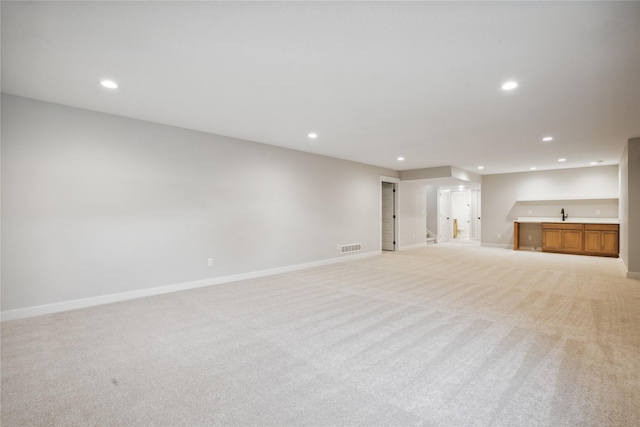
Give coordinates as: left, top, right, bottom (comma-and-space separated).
2, 243, 639, 426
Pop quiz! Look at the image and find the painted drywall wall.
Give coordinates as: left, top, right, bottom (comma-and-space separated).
481, 166, 619, 248
400, 166, 453, 181
623, 137, 640, 276
1, 95, 398, 313
619, 143, 629, 270
400, 165, 482, 185
398, 180, 426, 249
450, 167, 482, 184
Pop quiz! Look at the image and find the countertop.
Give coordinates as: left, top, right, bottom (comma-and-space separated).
515, 217, 619, 224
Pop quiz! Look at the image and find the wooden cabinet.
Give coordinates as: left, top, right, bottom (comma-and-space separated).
528, 222, 619, 257
584, 224, 619, 257
514, 220, 619, 257
542, 227, 562, 251
542, 223, 584, 254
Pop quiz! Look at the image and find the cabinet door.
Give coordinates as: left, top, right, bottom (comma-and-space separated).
542, 229, 562, 251
601, 231, 619, 256
562, 229, 583, 253
584, 230, 602, 253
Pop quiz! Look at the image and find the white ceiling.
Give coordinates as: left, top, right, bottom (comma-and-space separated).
2, 1, 639, 175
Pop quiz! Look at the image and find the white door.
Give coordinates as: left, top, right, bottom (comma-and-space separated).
470, 190, 478, 240
439, 189, 451, 242
477, 190, 482, 241
382, 182, 395, 251
469, 189, 481, 241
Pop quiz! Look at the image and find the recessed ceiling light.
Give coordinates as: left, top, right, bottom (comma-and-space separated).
590, 162, 598, 165
308, 133, 318, 139
501, 81, 518, 90
558, 158, 566, 162
477, 166, 484, 170
530, 167, 537, 170
397, 157, 405, 161
542, 136, 553, 142
100, 80, 118, 89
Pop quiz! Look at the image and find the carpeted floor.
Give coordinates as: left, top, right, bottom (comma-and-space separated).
2, 243, 639, 426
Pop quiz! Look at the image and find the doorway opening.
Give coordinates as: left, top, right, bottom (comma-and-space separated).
435, 186, 481, 243
381, 181, 396, 251
452, 190, 470, 240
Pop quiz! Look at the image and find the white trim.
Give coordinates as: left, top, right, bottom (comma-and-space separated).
516, 245, 543, 252
620, 256, 640, 280
481, 243, 513, 249
1, 251, 381, 322
398, 243, 427, 251
627, 271, 640, 280
620, 256, 628, 274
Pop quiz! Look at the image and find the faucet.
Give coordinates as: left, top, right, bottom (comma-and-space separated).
561, 208, 568, 221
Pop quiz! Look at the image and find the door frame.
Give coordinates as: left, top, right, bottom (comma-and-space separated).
438, 188, 451, 242
380, 176, 399, 251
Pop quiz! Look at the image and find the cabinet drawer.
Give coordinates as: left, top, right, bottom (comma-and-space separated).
584, 224, 619, 231
542, 223, 583, 230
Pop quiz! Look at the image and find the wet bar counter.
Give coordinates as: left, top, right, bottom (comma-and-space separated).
513, 217, 619, 257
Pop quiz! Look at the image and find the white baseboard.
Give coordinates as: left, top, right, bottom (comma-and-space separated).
614, 257, 639, 280
480, 243, 513, 249
516, 245, 543, 252
620, 256, 629, 275
627, 271, 640, 280
398, 243, 427, 251
1, 250, 381, 322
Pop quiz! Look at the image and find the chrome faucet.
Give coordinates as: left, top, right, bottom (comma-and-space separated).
561, 208, 568, 221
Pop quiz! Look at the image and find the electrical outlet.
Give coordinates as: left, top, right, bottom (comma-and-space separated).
596, 209, 601, 215
528, 210, 533, 215
497, 234, 501, 239
207, 258, 213, 267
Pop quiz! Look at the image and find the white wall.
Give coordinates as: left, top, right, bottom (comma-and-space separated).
619, 143, 629, 268
1, 95, 398, 314
628, 138, 640, 275
481, 165, 619, 248
397, 181, 426, 249
620, 137, 640, 277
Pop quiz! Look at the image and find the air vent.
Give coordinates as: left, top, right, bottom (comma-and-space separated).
340, 243, 362, 254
